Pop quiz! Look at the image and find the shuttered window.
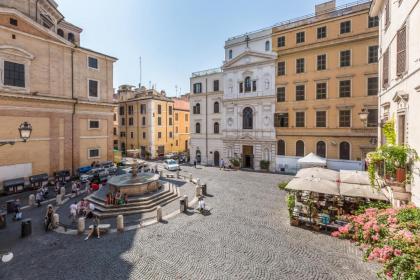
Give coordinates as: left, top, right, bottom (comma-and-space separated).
382, 48, 389, 88
396, 26, 406, 76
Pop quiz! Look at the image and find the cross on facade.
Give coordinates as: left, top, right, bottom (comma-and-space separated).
245, 35, 250, 48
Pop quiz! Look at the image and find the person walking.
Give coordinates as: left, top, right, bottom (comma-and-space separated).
69, 202, 77, 223
44, 205, 54, 232
13, 199, 22, 221
36, 191, 42, 207
220, 159, 224, 170
85, 215, 100, 240
194, 159, 197, 169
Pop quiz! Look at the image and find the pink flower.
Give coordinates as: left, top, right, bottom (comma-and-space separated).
372, 234, 379, 241
373, 224, 380, 233
394, 249, 402, 256
331, 231, 340, 237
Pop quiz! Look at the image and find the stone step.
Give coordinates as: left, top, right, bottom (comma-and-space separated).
89, 185, 173, 204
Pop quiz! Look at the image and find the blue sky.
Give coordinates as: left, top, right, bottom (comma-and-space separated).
56, 0, 358, 96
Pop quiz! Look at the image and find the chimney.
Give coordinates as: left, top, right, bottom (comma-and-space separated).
315, 0, 336, 15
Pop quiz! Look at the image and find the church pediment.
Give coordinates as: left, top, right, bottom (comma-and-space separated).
392, 91, 409, 103
239, 134, 255, 140
0, 45, 34, 60
223, 51, 276, 69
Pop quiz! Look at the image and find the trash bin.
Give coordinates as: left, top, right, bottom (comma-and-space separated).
21, 219, 32, 238
0, 211, 6, 229
202, 184, 207, 196
6, 200, 15, 214
180, 198, 186, 213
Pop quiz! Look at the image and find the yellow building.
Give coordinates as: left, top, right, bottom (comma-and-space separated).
0, 0, 116, 181
116, 86, 190, 159
173, 94, 190, 154
273, 1, 379, 164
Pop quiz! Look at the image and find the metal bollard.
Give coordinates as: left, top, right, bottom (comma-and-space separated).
77, 217, 85, 234
53, 213, 59, 228
156, 206, 162, 222
116, 215, 124, 232
28, 194, 35, 207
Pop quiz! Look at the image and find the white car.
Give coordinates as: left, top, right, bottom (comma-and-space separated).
163, 159, 180, 171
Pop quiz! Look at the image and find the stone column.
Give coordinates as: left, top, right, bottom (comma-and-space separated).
116, 215, 124, 232
53, 213, 59, 228
156, 206, 162, 222
77, 217, 85, 234
28, 194, 35, 207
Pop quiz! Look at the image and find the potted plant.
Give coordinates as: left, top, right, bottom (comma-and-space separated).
259, 160, 270, 171
230, 158, 241, 170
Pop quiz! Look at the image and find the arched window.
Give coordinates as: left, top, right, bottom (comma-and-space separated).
229, 49, 233, 59
57, 29, 64, 37
243, 107, 253, 129
339, 142, 350, 160
68, 32, 75, 43
244, 77, 251, 92
214, 122, 219, 134
194, 103, 200, 114
195, 123, 201, 134
265, 40, 270, 51
214, 101, 219, 113
296, 140, 305, 157
277, 140, 285, 156
316, 141, 326, 158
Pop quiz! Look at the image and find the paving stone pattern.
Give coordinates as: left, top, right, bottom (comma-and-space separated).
0, 167, 379, 280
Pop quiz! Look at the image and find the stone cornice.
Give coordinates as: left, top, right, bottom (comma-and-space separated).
0, 92, 75, 104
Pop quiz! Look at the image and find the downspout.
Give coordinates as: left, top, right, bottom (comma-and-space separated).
205, 78, 208, 165
71, 49, 76, 175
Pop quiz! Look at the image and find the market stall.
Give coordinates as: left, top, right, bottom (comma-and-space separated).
297, 153, 327, 169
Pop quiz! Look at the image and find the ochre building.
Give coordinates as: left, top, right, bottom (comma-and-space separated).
0, 0, 117, 180
273, 0, 379, 163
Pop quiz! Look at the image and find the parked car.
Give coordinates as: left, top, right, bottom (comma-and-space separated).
163, 159, 180, 171
164, 153, 177, 160
178, 155, 188, 164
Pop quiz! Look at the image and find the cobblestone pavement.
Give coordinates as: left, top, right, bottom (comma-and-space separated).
0, 166, 379, 280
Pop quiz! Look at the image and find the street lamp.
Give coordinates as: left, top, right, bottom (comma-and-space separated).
0, 122, 32, 146
358, 108, 369, 127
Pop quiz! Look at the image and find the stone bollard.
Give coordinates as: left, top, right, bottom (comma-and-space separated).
156, 206, 162, 222
183, 195, 188, 209
159, 171, 163, 178
28, 194, 35, 207
197, 178, 201, 187
60, 186, 66, 198
195, 186, 202, 198
77, 217, 85, 234
56, 194, 62, 205
116, 215, 124, 232
189, 174, 193, 182
53, 213, 59, 228
176, 170, 180, 179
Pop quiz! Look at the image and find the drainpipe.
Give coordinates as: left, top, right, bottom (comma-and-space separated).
71, 49, 76, 175
205, 78, 208, 165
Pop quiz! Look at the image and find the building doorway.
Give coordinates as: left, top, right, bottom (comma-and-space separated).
214, 151, 220, 167
242, 145, 254, 169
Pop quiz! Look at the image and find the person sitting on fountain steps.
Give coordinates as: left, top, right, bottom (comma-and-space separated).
85, 215, 100, 241
197, 197, 206, 214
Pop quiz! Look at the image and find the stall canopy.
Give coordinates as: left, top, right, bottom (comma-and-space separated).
3, 177, 25, 188
286, 177, 340, 195
339, 170, 387, 201
296, 167, 338, 182
298, 153, 327, 168
29, 173, 49, 184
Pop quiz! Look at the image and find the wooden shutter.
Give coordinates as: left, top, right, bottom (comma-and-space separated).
396, 26, 407, 76
383, 48, 389, 88
385, 1, 390, 28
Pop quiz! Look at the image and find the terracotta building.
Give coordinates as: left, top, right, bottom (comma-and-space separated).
116, 85, 190, 159
273, 0, 379, 171
0, 0, 117, 181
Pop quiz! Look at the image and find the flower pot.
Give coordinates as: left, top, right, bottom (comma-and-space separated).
396, 168, 406, 183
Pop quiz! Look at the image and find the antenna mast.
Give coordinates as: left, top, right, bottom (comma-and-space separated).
139, 56, 142, 88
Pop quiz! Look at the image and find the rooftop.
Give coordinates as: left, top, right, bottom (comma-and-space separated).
191, 67, 222, 78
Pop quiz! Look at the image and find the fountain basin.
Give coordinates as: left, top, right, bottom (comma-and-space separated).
108, 172, 160, 196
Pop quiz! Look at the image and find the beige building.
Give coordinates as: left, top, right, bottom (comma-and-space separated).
273, 0, 379, 169
116, 86, 190, 159
0, 0, 117, 181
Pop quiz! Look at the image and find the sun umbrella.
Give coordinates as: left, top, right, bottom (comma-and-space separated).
285, 177, 340, 195
296, 167, 339, 182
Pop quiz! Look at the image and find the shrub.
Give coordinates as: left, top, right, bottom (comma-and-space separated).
278, 182, 288, 190
260, 160, 270, 170
230, 158, 240, 167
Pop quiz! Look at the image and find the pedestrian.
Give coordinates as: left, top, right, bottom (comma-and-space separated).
42, 185, 49, 199
71, 181, 77, 198
220, 159, 224, 170
84, 215, 100, 241
36, 191, 42, 207
44, 205, 54, 232
194, 159, 197, 169
14, 199, 22, 221
69, 202, 77, 223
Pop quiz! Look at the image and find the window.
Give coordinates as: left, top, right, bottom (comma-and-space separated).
142, 132, 146, 139
397, 26, 407, 76
296, 141, 305, 157
88, 80, 98, 98
185, 114, 189, 122
367, 109, 378, 127
339, 80, 351, 98
121, 118, 125, 126
277, 87, 285, 102
340, 21, 351, 34
340, 50, 351, 67
339, 142, 350, 160
265, 40, 270, 51
316, 111, 327, 128
296, 85, 305, 101
317, 54, 326, 70
214, 102, 220, 113
130, 132, 134, 139
317, 26, 327, 39
140, 104, 146, 114
157, 104, 162, 114
175, 127, 178, 133
169, 118, 172, 126
57, 28, 64, 37
295, 112, 305, 128
169, 132, 173, 138
316, 141, 326, 158
68, 33, 75, 43
368, 16, 379, 28
193, 83, 202, 93
252, 80, 257, 92
158, 132, 162, 139
120, 132, 126, 137
88, 57, 98, 69
193, 103, 200, 114
213, 80, 219, 92
142, 117, 146, 126
239, 82, 244, 93
4, 61, 25, 88
128, 118, 134, 126
367, 77, 378, 96
89, 120, 100, 129
88, 149, 100, 158
277, 36, 285, 47
158, 117, 162, 126
186, 126, 189, 133
113, 113, 117, 122
228, 49, 233, 59
296, 32, 305, 44
195, 123, 201, 133
128, 105, 134, 115
175, 113, 178, 121
368, 45, 379, 64
296, 58, 305, 73
383, 48, 389, 88
274, 113, 288, 128
278, 61, 286, 76
169, 106, 173, 115
339, 110, 351, 127
244, 77, 251, 92
9, 18, 18, 26
119, 106, 125, 115
243, 107, 253, 129
214, 122, 220, 134
277, 140, 285, 156
113, 127, 117, 136
316, 83, 327, 99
